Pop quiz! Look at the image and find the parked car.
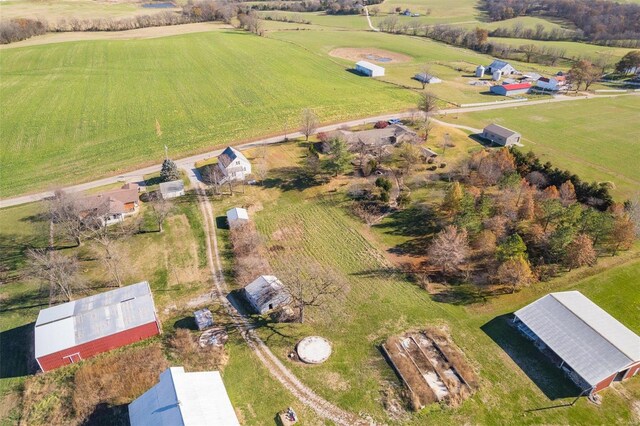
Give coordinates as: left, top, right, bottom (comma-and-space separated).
374, 120, 389, 129
388, 118, 402, 125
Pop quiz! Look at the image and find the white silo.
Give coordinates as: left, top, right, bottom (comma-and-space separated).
492, 70, 502, 81
475, 65, 485, 77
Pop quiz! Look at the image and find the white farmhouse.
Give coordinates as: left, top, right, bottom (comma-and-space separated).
355, 61, 385, 77
217, 146, 251, 183
129, 367, 240, 426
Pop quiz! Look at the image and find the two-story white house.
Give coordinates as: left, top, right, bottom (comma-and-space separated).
217, 147, 251, 183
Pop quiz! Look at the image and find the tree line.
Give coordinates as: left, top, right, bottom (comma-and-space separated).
0, 0, 236, 44
482, 0, 640, 47
249, 0, 382, 15
424, 148, 638, 292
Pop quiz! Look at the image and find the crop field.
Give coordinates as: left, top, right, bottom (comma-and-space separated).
0, 29, 418, 197
376, 0, 481, 24
0, 0, 179, 21
441, 95, 640, 199
487, 37, 636, 61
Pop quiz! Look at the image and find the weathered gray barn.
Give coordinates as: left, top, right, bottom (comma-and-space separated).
481, 124, 521, 146
514, 291, 640, 394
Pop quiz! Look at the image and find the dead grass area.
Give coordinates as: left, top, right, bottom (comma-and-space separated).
20, 343, 168, 426
166, 329, 228, 372
329, 47, 413, 64
382, 328, 478, 411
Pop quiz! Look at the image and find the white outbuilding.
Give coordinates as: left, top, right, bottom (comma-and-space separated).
355, 60, 385, 77
128, 367, 240, 426
475, 65, 485, 77
226, 207, 249, 226
243, 275, 291, 314
159, 180, 185, 199
414, 72, 442, 84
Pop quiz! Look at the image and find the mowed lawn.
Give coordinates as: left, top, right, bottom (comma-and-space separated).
444, 96, 640, 199
242, 188, 640, 424
0, 30, 417, 197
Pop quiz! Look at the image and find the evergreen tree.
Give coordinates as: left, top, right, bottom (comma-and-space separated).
160, 158, 180, 182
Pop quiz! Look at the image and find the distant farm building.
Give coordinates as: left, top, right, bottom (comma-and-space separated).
329, 124, 418, 154
243, 275, 291, 315
486, 59, 517, 75
194, 308, 214, 331
536, 76, 566, 91
490, 82, 531, 96
216, 147, 252, 183
414, 72, 442, 84
481, 124, 521, 147
514, 291, 640, 394
355, 60, 385, 77
129, 367, 240, 426
226, 207, 249, 227
159, 179, 185, 199
79, 182, 140, 226
35, 282, 160, 372
475, 65, 485, 77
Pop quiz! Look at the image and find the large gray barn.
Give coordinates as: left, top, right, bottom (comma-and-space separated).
481, 124, 521, 146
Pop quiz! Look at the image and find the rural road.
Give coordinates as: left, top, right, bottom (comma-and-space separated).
188, 170, 368, 425
364, 7, 380, 32
1, 92, 635, 209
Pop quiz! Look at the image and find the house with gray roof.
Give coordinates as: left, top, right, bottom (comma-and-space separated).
481, 124, 521, 146
513, 291, 640, 394
216, 146, 251, 183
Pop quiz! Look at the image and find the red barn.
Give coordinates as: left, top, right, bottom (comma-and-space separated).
514, 291, 640, 394
35, 281, 161, 372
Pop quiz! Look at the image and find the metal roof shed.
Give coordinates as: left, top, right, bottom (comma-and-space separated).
34, 281, 161, 372
243, 275, 291, 314
355, 61, 385, 77
226, 207, 249, 226
514, 291, 640, 393
129, 367, 240, 426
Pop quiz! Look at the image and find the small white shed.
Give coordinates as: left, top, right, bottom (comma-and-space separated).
159, 180, 185, 199
243, 275, 291, 314
355, 60, 385, 77
226, 207, 249, 226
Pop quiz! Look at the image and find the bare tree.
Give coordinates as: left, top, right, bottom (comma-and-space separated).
48, 190, 85, 247
416, 113, 433, 141
26, 248, 84, 304
427, 225, 469, 275
417, 92, 439, 116
300, 108, 319, 141
149, 196, 174, 233
418, 64, 431, 89
284, 261, 347, 323
88, 221, 136, 287
496, 257, 535, 293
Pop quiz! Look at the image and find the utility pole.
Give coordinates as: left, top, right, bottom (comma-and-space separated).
164, 145, 168, 161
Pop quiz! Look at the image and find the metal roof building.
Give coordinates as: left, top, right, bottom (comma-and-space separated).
226, 207, 249, 225
355, 61, 385, 77
243, 275, 291, 315
159, 179, 185, 199
514, 291, 640, 393
482, 124, 522, 147
129, 367, 240, 426
35, 282, 161, 372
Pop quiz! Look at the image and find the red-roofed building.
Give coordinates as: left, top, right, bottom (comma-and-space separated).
490, 82, 532, 96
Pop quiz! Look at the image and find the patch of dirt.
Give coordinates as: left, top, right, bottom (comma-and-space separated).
632, 400, 640, 422
271, 225, 304, 242
329, 47, 412, 64
325, 372, 350, 392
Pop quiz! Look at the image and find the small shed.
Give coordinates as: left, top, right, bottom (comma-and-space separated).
159, 180, 185, 199
514, 291, 640, 394
226, 207, 249, 227
481, 124, 521, 146
243, 275, 291, 315
129, 367, 240, 426
414, 73, 442, 84
194, 308, 214, 331
355, 61, 385, 77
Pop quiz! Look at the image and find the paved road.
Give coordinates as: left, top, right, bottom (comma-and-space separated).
1, 91, 635, 209
188, 169, 368, 425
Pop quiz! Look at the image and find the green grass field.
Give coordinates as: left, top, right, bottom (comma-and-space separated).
0, 29, 418, 197
0, 0, 179, 20
487, 37, 635, 61
208, 152, 640, 423
441, 95, 640, 199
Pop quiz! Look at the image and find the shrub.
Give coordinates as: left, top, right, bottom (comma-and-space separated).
375, 177, 392, 192
374, 120, 389, 129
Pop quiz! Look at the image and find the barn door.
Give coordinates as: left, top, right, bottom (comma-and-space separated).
63, 353, 82, 365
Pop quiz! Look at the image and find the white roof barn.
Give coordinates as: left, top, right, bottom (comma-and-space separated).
487, 59, 517, 75
355, 60, 385, 77
243, 275, 291, 314
514, 291, 640, 392
128, 367, 240, 426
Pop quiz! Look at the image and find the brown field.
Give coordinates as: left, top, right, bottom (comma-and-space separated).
329, 47, 413, 64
